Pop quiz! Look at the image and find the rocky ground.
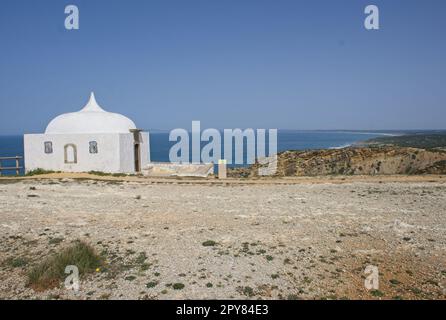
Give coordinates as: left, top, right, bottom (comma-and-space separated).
0, 176, 445, 300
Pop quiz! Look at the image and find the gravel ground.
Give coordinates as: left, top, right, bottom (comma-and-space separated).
0, 177, 445, 300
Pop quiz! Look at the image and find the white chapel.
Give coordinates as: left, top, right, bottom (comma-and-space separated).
24, 92, 150, 174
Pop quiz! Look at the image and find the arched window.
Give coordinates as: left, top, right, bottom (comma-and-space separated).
44, 141, 53, 154
89, 141, 98, 154
64, 144, 77, 164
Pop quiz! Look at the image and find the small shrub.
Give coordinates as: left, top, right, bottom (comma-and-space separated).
140, 263, 150, 271
303, 276, 312, 284
241, 286, 254, 297
411, 288, 423, 294
27, 240, 103, 291
370, 289, 384, 297
4, 257, 28, 268
173, 283, 185, 290
146, 281, 158, 288
135, 252, 147, 264
125, 275, 136, 281
411, 287, 422, 295
202, 240, 217, 247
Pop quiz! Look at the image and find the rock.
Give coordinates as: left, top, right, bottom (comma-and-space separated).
229, 147, 446, 177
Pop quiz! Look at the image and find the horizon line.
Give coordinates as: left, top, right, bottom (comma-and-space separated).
2, 128, 446, 136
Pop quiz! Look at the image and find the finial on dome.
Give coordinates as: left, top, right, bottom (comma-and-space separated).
81, 92, 105, 112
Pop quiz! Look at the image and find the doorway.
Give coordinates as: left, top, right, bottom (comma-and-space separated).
131, 129, 142, 173
134, 143, 141, 172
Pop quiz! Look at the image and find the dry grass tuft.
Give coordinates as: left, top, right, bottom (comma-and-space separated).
27, 240, 103, 291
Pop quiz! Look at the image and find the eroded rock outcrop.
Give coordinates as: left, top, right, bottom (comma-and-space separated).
229, 147, 446, 177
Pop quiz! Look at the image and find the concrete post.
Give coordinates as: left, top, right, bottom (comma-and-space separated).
218, 159, 227, 179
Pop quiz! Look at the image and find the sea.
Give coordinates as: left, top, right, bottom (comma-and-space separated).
0, 130, 398, 176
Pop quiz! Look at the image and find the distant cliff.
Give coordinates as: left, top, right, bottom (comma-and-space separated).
229, 147, 446, 177
358, 133, 446, 150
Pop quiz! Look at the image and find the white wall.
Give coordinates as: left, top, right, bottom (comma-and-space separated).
118, 134, 134, 173
118, 132, 150, 173
24, 132, 151, 174
145, 132, 151, 163
141, 132, 150, 167
24, 133, 121, 173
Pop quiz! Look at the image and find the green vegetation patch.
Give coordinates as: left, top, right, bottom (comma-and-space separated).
25, 168, 58, 176
88, 171, 127, 177
27, 240, 103, 291
265, 255, 274, 261
146, 281, 158, 288
3, 256, 29, 268
172, 283, 185, 290
365, 133, 446, 150
239, 286, 255, 297
202, 240, 217, 247
370, 289, 384, 297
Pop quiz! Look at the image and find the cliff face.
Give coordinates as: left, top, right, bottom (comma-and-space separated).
229, 147, 446, 177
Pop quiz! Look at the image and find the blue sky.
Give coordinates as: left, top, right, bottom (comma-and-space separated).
0, 0, 445, 134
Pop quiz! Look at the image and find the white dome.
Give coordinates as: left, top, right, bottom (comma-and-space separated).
45, 92, 137, 134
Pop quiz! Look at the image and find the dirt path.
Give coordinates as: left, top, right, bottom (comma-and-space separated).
1, 172, 445, 185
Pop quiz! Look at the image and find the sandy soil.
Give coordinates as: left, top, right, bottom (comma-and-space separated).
0, 175, 445, 300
